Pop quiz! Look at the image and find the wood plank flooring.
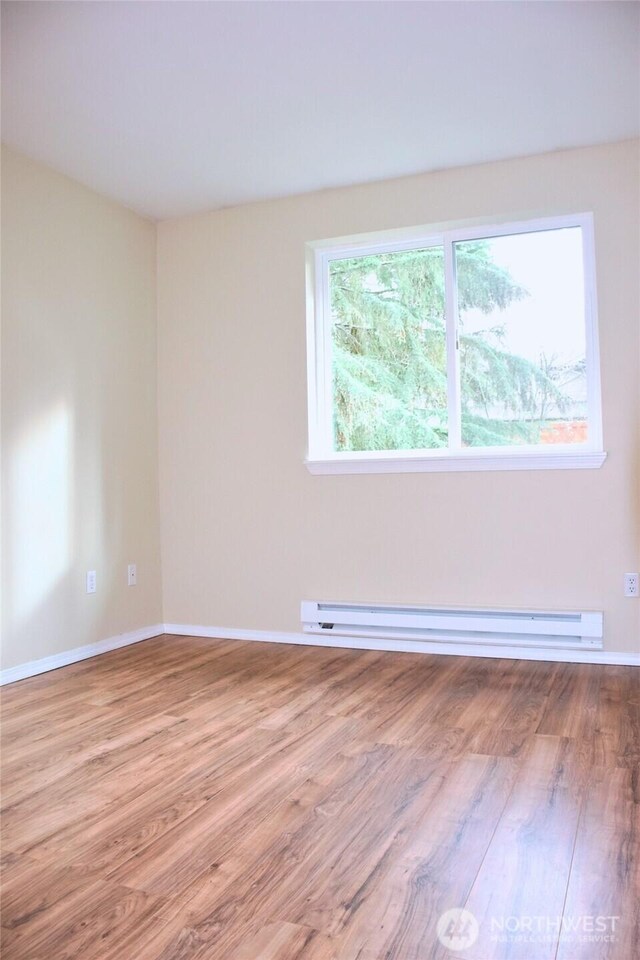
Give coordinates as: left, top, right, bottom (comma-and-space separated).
1, 635, 638, 959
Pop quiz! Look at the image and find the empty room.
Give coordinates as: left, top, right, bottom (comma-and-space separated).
1, 2, 639, 958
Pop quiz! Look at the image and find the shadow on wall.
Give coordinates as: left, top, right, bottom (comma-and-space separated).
2, 384, 135, 669
1, 398, 102, 668
9, 401, 74, 627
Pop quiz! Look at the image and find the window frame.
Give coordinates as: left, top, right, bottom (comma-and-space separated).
305, 212, 606, 475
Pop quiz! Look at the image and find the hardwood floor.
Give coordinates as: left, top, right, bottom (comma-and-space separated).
1, 635, 638, 959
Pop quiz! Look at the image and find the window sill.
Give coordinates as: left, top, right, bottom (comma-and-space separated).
305, 450, 607, 475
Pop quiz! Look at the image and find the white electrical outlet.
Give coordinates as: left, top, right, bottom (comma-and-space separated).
127, 563, 137, 587
624, 573, 639, 598
86, 570, 97, 594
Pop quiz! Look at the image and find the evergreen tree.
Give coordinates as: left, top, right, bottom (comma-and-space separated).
330, 241, 571, 451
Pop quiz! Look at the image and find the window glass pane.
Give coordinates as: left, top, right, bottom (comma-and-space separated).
455, 227, 588, 448
329, 247, 447, 452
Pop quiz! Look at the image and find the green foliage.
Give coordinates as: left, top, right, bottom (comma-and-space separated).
330, 241, 572, 451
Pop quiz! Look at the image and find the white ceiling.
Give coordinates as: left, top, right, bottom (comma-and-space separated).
2, 1, 639, 221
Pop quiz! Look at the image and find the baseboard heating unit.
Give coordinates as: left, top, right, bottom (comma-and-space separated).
301, 601, 603, 651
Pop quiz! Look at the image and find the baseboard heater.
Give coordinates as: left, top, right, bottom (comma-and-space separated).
301, 601, 603, 650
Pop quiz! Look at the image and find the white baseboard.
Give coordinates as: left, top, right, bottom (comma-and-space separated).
0, 624, 164, 685
2, 620, 637, 685
163, 623, 640, 666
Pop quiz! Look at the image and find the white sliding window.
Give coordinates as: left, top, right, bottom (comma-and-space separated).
305, 214, 604, 474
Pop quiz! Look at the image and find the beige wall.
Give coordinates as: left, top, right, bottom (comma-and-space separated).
1, 147, 163, 670
2, 141, 637, 672
157, 140, 640, 654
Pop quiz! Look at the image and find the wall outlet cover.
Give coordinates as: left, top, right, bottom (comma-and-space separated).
624, 573, 639, 598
